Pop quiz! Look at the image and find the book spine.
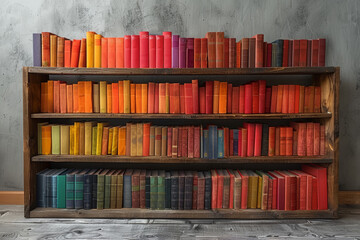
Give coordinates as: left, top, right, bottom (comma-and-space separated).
172, 35, 179, 68
163, 31, 172, 68
149, 35, 156, 68
201, 38, 208, 68
131, 35, 140, 68
124, 35, 131, 68
216, 32, 224, 68
116, 37, 124, 68
156, 35, 164, 68
123, 174, 132, 208
140, 32, 149, 68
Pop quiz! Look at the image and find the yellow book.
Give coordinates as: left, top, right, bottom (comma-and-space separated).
85, 122, 94, 155
99, 81, 107, 113
86, 31, 95, 68
141, 84, 148, 113
60, 125, 70, 155
69, 125, 74, 155
136, 123, 143, 156
79, 122, 85, 155
91, 126, 97, 155
74, 122, 80, 155
94, 34, 102, 68
93, 83, 100, 113
51, 125, 60, 155
96, 123, 104, 155
118, 127, 126, 155
257, 175, 262, 209
111, 127, 119, 155
130, 124, 137, 156
50, 35, 57, 67
107, 128, 113, 155
123, 80, 130, 113
247, 170, 259, 209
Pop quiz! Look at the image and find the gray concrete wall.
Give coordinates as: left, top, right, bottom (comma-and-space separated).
0, 0, 359, 191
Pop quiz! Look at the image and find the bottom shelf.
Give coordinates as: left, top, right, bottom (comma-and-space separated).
29, 208, 337, 219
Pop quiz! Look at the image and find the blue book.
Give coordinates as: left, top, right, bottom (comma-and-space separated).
203, 129, 209, 159
83, 169, 98, 210
49, 169, 67, 208
36, 168, 51, 207
217, 129, 224, 158
170, 171, 179, 210
123, 169, 133, 208
66, 169, 80, 209
209, 125, 218, 159
200, 126, 204, 158
204, 171, 212, 210
74, 169, 90, 209
33, 33, 42, 66
233, 129, 239, 156
145, 170, 151, 208
272, 39, 283, 67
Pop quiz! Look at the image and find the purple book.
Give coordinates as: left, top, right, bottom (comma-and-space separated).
172, 35, 179, 68
33, 33, 42, 67
186, 38, 194, 68
179, 38, 187, 68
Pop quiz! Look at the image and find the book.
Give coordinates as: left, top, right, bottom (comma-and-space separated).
206, 32, 216, 68
140, 32, 149, 68
116, 37, 124, 68
156, 35, 164, 68
163, 32, 172, 68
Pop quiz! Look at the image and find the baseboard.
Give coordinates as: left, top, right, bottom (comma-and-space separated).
0, 191, 359, 205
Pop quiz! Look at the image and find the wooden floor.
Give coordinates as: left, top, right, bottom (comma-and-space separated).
0, 206, 360, 239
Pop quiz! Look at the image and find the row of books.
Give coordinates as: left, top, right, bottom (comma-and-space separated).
40, 79, 321, 114
33, 32, 326, 68
39, 122, 326, 158
36, 164, 327, 210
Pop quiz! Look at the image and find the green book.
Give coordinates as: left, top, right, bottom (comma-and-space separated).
150, 170, 158, 209
74, 169, 90, 209
66, 169, 79, 209
91, 126, 97, 155
157, 170, 166, 210
37, 122, 48, 154
116, 170, 124, 208
57, 169, 73, 208
97, 169, 109, 209
51, 125, 60, 154
104, 169, 116, 209
110, 170, 120, 209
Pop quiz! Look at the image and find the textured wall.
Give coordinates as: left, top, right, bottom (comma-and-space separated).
0, 0, 359, 191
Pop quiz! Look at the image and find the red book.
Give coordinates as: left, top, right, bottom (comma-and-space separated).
124, 35, 131, 68
187, 126, 194, 158
288, 85, 295, 113
180, 84, 185, 114
282, 39, 289, 67
186, 38, 194, 68
227, 84, 232, 113
147, 82, 155, 113
306, 122, 314, 156
131, 35, 140, 68
205, 81, 213, 114
184, 83, 193, 114
170, 83, 180, 114
232, 87, 239, 114
282, 85, 289, 114
294, 85, 300, 113
282, 171, 298, 210
244, 84, 252, 114
238, 128, 242, 157
181, 128, 188, 157
302, 164, 327, 210
254, 124, 262, 156
101, 38, 108, 68
311, 177, 318, 210
215, 32, 224, 68
158, 83, 166, 113
236, 41, 241, 68
289, 170, 310, 210
299, 85, 305, 113
177, 127, 182, 157
285, 127, 293, 156
156, 35, 164, 68
194, 38, 201, 68
78, 38, 86, 68
320, 125, 325, 156
299, 39, 307, 67
229, 130, 234, 156
304, 86, 315, 113
206, 32, 216, 68
275, 127, 280, 155
313, 123, 320, 156
223, 38, 229, 68
263, 42, 267, 67
167, 127, 172, 157
108, 38, 116, 68
279, 127, 286, 156
292, 40, 300, 67
199, 87, 206, 114
276, 85, 283, 113
265, 87, 271, 113
194, 126, 200, 158
140, 32, 149, 68
59, 83, 67, 113
143, 123, 150, 156
311, 39, 319, 67
149, 35, 156, 68
268, 171, 285, 210
211, 170, 218, 209
314, 86, 321, 113
154, 83, 159, 113
241, 38, 249, 68
288, 40, 293, 66
66, 84, 73, 113
192, 80, 199, 114
116, 37, 124, 68
216, 170, 224, 208
229, 38, 236, 68
224, 127, 229, 157
200, 38, 208, 68
270, 86, 278, 113
248, 38, 255, 68
268, 127, 276, 156
239, 85, 245, 113
318, 39, 326, 66
112, 83, 119, 113
266, 43, 272, 67
225, 170, 234, 209
307, 40, 312, 67
238, 170, 249, 209
64, 40, 71, 67
70, 39, 80, 68
244, 123, 255, 157
297, 123, 307, 156
252, 34, 264, 67
259, 80, 266, 113
163, 32, 172, 68
172, 128, 178, 158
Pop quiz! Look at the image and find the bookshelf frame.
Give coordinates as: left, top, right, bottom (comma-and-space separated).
23, 67, 339, 219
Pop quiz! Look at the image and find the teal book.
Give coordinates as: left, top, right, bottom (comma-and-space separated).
157, 170, 166, 210
74, 169, 90, 209
104, 169, 116, 209
49, 168, 67, 208
66, 169, 79, 209
217, 129, 224, 158
97, 169, 109, 209
203, 129, 209, 159
57, 169, 73, 208
150, 170, 158, 209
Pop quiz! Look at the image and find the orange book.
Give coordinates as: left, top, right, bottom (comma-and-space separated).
78, 81, 85, 113
41, 32, 51, 67
56, 37, 64, 67
73, 84, 79, 113
143, 123, 150, 156
47, 80, 54, 113
130, 83, 136, 113
276, 85, 283, 113
66, 84, 73, 113
165, 83, 170, 113
215, 32, 224, 68
314, 86, 321, 113
78, 38, 86, 68
213, 80, 220, 113
70, 39, 80, 68
64, 39, 71, 67
118, 127, 126, 155
41, 82, 48, 113
41, 125, 52, 155
136, 84, 142, 113
141, 84, 148, 113
108, 38, 116, 68
118, 81, 124, 113
159, 83, 166, 113
101, 38, 108, 68
123, 80, 131, 113
268, 127, 276, 156
94, 34, 102, 68
59, 83, 67, 113
288, 85, 295, 113
299, 85, 305, 113
107, 84, 112, 113
50, 35, 57, 67
101, 127, 109, 155
218, 82, 227, 113
84, 81, 93, 113
116, 37, 124, 68
86, 31, 95, 68
53, 81, 60, 113
282, 85, 289, 114
112, 83, 119, 113
206, 32, 216, 68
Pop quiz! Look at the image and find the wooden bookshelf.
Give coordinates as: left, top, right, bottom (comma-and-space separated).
23, 67, 340, 219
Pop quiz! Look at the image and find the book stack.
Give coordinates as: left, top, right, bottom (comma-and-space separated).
36, 164, 328, 210
33, 32, 326, 68
38, 122, 326, 158
40, 79, 322, 114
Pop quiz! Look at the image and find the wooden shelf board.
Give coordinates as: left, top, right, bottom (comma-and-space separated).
32, 155, 332, 164
29, 208, 337, 219
31, 113, 332, 119
26, 66, 336, 75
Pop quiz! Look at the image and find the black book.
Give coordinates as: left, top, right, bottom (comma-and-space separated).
165, 171, 171, 209
261, 124, 269, 156
204, 171, 212, 210
145, 170, 151, 209
184, 171, 193, 210
123, 169, 134, 208
272, 39, 284, 67
83, 169, 98, 210
92, 169, 103, 209
170, 171, 179, 210
36, 168, 51, 208
178, 170, 185, 210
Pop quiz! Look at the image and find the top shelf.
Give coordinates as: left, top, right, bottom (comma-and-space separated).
25, 67, 337, 75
